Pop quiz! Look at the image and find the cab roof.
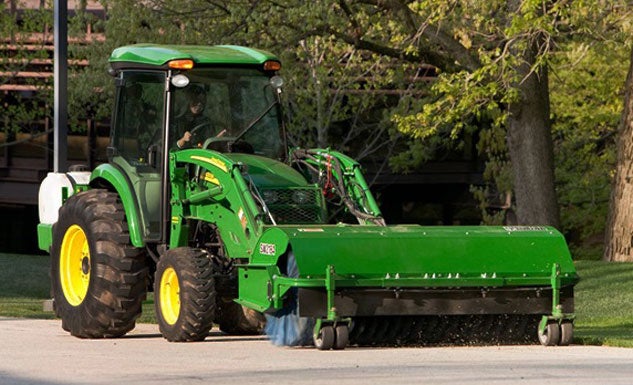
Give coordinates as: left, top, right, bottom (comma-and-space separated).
109, 44, 279, 69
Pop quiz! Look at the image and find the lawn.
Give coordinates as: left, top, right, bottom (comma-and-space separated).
573, 260, 633, 347
0, 253, 54, 319
1, 253, 632, 346
0, 253, 156, 323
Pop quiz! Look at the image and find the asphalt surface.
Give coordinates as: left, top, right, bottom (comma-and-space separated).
1, 317, 633, 385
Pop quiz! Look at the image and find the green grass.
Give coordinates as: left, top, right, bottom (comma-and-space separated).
1, 253, 633, 346
0, 253, 54, 319
0, 253, 156, 321
573, 260, 633, 347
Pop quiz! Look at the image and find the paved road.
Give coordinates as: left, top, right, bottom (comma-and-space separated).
1, 318, 633, 385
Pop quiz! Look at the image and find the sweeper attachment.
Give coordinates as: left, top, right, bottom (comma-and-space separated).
37, 44, 578, 350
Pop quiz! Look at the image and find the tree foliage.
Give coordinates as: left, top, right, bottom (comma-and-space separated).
4, 0, 633, 258
552, 40, 630, 258
1, 1, 110, 135
75, 0, 416, 168
0, 2, 52, 135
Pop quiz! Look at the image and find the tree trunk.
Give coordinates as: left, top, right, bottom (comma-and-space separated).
604, 46, 633, 262
506, 38, 561, 228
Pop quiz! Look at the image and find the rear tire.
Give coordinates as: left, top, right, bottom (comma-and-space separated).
155, 247, 216, 342
51, 189, 148, 338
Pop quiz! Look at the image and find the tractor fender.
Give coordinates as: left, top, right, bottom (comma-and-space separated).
90, 163, 145, 247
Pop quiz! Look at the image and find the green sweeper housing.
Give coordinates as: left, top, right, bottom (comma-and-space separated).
37, 44, 578, 349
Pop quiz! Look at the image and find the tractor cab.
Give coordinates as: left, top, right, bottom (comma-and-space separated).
106, 44, 285, 241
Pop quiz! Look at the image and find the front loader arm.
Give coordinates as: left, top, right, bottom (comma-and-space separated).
168, 149, 264, 257
290, 148, 385, 226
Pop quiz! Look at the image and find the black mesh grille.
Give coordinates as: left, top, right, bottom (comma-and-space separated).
260, 188, 325, 224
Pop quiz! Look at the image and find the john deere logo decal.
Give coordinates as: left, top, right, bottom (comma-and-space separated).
190, 155, 228, 173
202, 172, 220, 185
259, 243, 276, 256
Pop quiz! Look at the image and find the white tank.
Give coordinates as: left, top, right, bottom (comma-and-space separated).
38, 171, 92, 224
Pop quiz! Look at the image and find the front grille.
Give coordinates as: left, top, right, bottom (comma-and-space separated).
260, 187, 325, 224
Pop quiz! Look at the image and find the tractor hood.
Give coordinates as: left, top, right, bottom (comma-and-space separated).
225, 154, 309, 188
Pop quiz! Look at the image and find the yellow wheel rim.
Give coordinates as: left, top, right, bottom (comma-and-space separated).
159, 267, 180, 325
59, 224, 91, 306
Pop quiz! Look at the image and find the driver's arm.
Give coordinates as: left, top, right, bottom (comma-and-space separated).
176, 131, 192, 149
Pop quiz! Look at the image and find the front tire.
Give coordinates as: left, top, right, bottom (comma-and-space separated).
214, 267, 265, 335
216, 300, 266, 335
51, 189, 148, 338
155, 247, 216, 342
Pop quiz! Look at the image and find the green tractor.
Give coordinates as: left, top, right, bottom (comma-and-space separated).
37, 44, 578, 349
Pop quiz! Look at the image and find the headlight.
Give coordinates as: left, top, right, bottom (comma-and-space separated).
262, 190, 279, 204
292, 190, 310, 204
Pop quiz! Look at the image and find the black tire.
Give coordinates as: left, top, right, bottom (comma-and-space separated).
212, 256, 266, 336
538, 321, 561, 346
334, 324, 349, 350
154, 247, 216, 342
314, 326, 335, 350
51, 189, 148, 338
559, 320, 573, 346
216, 300, 266, 335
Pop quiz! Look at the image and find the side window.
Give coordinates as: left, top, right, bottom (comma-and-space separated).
113, 72, 165, 168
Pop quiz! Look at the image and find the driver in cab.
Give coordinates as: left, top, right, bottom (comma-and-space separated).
174, 84, 216, 149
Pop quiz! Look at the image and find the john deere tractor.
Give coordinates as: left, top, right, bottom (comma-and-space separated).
37, 44, 578, 349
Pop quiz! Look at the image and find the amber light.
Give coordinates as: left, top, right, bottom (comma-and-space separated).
168, 59, 194, 69
263, 61, 281, 71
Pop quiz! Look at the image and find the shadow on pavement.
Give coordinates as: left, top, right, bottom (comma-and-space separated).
0, 373, 67, 385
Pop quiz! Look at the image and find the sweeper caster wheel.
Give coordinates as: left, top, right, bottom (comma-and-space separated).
314, 324, 349, 350
315, 326, 335, 350
334, 325, 349, 350
538, 321, 561, 346
559, 321, 573, 346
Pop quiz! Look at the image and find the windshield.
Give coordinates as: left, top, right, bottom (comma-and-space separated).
169, 67, 284, 159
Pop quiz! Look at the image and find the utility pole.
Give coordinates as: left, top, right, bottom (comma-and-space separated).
53, 0, 67, 172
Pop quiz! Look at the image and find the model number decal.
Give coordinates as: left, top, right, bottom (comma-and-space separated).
259, 243, 276, 256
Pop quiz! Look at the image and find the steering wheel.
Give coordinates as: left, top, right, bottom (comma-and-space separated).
189, 121, 212, 136
181, 122, 213, 148
201, 136, 254, 154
